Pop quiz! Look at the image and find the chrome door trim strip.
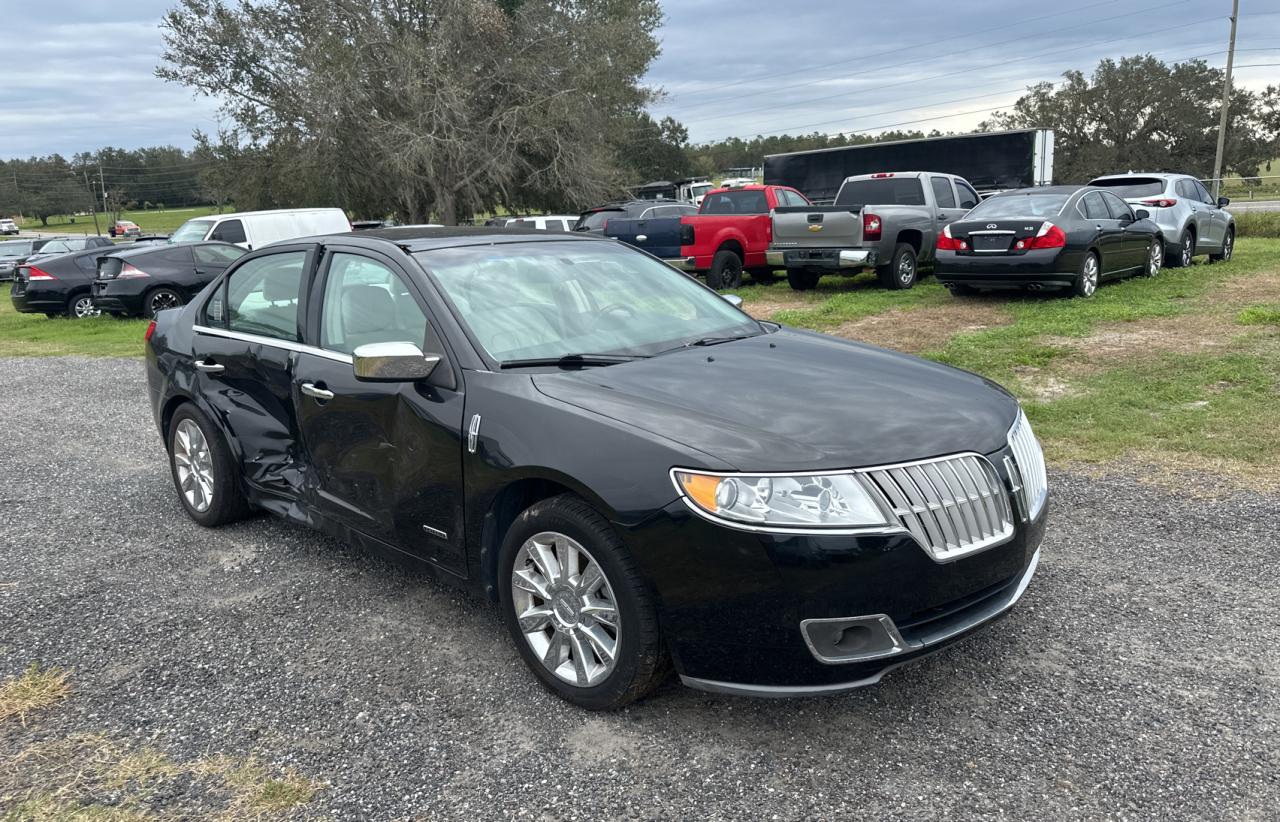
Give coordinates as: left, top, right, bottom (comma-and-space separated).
193, 324, 354, 364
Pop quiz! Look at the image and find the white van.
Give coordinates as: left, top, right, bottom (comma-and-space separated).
168, 208, 350, 250
507, 215, 580, 231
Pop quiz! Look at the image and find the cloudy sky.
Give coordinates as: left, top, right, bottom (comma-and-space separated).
2, 0, 1277, 159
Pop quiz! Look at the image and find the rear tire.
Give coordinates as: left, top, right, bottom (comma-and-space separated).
1208, 227, 1234, 263
498, 494, 669, 710
1168, 230, 1194, 268
167, 403, 251, 528
876, 243, 918, 290
1072, 252, 1100, 298
706, 250, 743, 290
145, 288, 183, 318
787, 269, 820, 291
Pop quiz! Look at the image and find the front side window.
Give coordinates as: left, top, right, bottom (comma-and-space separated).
418, 241, 759, 364
223, 251, 306, 340
195, 244, 248, 266
1081, 192, 1111, 221
210, 219, 247, 244
578, 210, 621, 231
1101, 192, 1134, 221
1191, 179, 1215, 205
320, 253, 430, 356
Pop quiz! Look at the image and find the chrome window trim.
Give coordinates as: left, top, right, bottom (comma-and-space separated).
193, 324, 354, 364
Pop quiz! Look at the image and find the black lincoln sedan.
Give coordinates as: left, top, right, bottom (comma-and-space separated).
935, 185, 1164, 298
146, 228, 1047, 709
93, 241, 246, 317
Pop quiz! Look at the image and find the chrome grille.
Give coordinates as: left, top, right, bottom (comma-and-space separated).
1006, 411, 1048, 522
861, 454, 1014, 562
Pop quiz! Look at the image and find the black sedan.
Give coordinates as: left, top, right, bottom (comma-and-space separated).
10, 245, 128, 318
93, 241, 246, 317
935, 185, 1164, 298
145, 228, 1047, 709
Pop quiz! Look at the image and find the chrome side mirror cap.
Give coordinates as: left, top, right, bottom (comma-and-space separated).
352, 341, 440, 382
722, 294, 744, 309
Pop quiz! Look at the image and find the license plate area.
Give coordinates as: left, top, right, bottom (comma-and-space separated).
971, 232, 1014, 253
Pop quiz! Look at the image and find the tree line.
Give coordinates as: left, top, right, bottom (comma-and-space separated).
3, 4, 1277, 229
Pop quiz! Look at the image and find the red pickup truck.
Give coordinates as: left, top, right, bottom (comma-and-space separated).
604, 184, 811, 288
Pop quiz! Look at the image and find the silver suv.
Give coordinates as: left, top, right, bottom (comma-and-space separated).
1086, 173, 1234, 267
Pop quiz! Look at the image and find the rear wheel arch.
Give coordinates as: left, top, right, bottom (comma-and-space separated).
715, 238, 745, 260
896, 229, 923, 254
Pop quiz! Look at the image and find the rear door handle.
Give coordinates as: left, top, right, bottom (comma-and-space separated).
194, 360, 224, 374
301, 382, 334, 400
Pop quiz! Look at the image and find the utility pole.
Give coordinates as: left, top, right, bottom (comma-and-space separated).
1211, 0, 1239, 199
98, 162, 108, 219
84, 169, 101, 236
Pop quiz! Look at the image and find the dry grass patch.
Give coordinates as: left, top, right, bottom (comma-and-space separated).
831, 300, 1012, 354
0, 664, 71, 725
741, 293, 821, 321
1039, 313, 1248, 376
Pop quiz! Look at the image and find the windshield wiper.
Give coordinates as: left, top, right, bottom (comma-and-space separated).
500, 353, 649, 369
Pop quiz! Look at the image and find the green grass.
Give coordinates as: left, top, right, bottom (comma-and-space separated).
1235, 211, 1280, 239
1236, 303, 1280, 326
0, 299, 149, 357
20, 205, 227, 236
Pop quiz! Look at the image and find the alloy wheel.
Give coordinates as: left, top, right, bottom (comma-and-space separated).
1181, 234, 1193, 267
72, 296, 100, 318
173, 418, 215, 513
1080, 255, 1098, 297
149, 290, 181, 314
1147, 241, 1162, 277
898, 254, 915, 285
511, 531, 620, 688
1223, 232, 1234, 261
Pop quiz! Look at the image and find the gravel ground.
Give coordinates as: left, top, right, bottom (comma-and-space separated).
1, 356, 1277, 820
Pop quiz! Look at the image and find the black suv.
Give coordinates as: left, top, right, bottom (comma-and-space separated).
574, 200, 699, 236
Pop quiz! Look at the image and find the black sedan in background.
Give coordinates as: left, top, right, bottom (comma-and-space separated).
145, 227, 1047, 709
93, 241, 246, 317
935, 185, 1164, 298
10, 245, 128, 318
25, 235, 115, 265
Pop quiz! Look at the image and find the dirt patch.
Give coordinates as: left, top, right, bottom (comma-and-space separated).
1012, 367, 1083, 403
1040, 313, 1246, 375
828, 301, 1012, 354
741, 294, 818, 321
1214, 269, 1280, 306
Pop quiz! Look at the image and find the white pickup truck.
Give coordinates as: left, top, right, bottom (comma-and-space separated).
767, 171, 981, 290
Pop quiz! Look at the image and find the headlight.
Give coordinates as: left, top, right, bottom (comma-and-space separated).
672, 469, 891, 530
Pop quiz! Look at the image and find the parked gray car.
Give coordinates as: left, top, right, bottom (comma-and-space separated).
1086, 173, 1234, 267
767, 171, 981, 290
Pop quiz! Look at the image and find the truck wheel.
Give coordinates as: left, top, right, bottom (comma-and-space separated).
787, 269, 820, 291
877, 244, 918, 290
748, 267, 778, 284
707, 250, 743, 290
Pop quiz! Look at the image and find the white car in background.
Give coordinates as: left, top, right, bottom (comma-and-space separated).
0, 218, 19, 235
167, 208, 351, 250
506, 215, 580, 231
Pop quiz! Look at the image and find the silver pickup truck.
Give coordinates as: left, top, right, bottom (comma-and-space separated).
767, 171, 981, 290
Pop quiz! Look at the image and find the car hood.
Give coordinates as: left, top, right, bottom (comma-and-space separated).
532, 328, 1018, 472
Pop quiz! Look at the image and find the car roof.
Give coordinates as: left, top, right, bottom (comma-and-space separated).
1088, 172, 1183, 180
311, 225, 612, 253
990, 185, 1085, 197
110, 240, 237, 259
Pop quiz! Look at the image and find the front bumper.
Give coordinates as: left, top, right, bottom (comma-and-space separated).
663, 256, 696, 272
766, 247, 878, 270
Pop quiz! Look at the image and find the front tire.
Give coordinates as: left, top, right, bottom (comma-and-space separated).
877, 243, 918, 289
167, 403, 250, 527
786, 268, 820, 291
1209, 227, 1234, 263
1072, 252, 1100, 298
1141, 238, 1163, 277
499, 494, 668, 710
706, 250, 743, 290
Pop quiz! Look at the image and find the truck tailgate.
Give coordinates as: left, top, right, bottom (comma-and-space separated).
603, 217, 685, 260
771, 205, 862, 249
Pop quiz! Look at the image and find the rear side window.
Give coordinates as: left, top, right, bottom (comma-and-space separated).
210, 219, 246, 244
700, 190, 769, 215
956, 181, 980, 209
834, 178, 926, 207
930, 177, 956, 208
222, 251, 307, 340
1090, 177, 1166, 198
194, 244, 247, 266
779, 190, 807, 207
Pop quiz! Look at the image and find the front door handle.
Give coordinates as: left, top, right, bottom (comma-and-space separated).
194, 360, 225, 374
301, 382, 334, 401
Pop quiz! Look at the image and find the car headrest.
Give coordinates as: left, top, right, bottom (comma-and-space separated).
262, 273, 297, 302
342, 285, 395, 336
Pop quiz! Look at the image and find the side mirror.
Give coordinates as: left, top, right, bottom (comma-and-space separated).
1119, 213, 1135, 226
1218, 197, 1230, 208
1134, 209, 1150, 220
722, 294, 744, 309
352, 341, 440, 382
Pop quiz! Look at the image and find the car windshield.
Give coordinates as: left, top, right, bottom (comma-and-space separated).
0, 240, 34, 255
1087, 178, 1165, 198
966, 193, 1071, 218
170, 219, 213, 243
576, 210, 622, 231
417, 241, 761, 364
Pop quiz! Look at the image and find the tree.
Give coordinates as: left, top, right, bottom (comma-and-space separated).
981, 55, 1275, 183
158, 0, 664, 224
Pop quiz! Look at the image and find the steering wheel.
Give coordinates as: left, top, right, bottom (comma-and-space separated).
592, 302, 638, 328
